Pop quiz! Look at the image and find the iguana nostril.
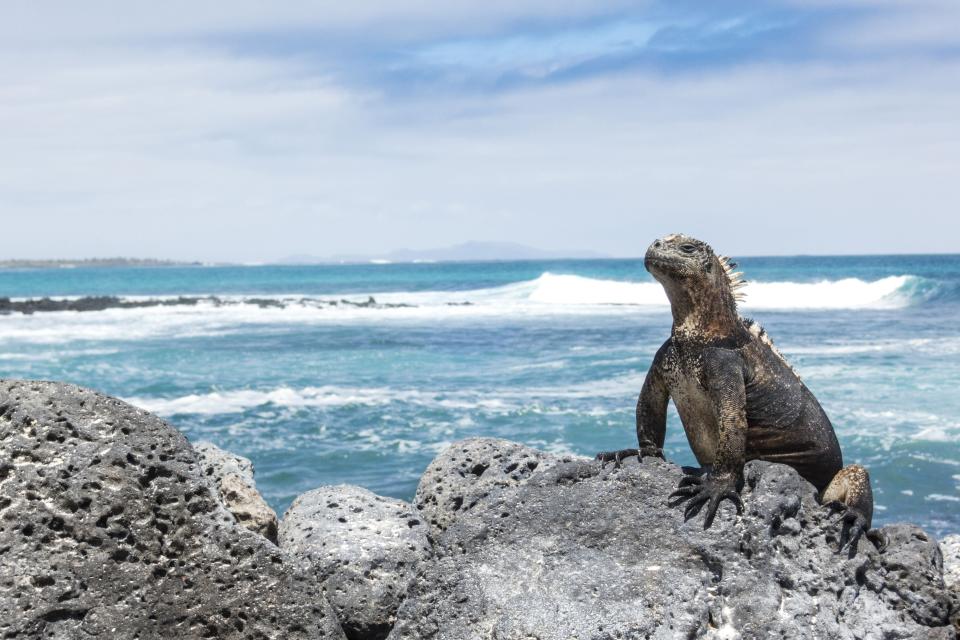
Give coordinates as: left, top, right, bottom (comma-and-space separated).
654, 240, 661, 248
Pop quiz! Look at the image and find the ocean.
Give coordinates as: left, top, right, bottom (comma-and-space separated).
1, 255, 958, 536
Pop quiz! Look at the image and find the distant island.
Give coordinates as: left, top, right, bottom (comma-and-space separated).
277, 241, 610, 265
2, 243, 611, 269
0, 258, 203, 269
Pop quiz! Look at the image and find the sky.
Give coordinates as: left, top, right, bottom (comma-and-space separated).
1, 1, 959, 261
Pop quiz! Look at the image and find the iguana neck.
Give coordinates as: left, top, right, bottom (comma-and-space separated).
667, 286, 742, 341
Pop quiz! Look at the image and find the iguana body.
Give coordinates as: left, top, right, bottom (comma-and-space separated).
598, 234, 881, 552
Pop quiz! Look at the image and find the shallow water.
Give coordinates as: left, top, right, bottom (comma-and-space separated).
1, 255, 958, 535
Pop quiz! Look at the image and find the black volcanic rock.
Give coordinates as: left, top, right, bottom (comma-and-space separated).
280, 485, 432, 640
413, 437, 582, 536
390, 438, 956, 639
0, 295, 412, 315
1, 382, 955, 640
0, 380, 345, 640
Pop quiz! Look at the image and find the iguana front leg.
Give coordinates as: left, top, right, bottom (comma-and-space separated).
669, 350, 746, 529
596, 346, 669, 466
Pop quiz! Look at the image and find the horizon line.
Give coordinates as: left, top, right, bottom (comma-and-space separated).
2, 250, 960, 268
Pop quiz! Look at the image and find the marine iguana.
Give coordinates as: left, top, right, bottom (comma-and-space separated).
597, 234, 884, 553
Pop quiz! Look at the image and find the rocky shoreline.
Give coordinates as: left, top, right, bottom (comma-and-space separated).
0, 295, 428, 315
1, 379, 957, 639
0, 295, 486, 316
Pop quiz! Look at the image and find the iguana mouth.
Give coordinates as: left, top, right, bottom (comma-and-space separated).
644, 255, 680, 273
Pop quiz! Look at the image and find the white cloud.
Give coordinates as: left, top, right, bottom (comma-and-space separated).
1, 3, 958, 260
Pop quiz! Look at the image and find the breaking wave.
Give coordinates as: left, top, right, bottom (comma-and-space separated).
458, 272, 921, 310
0, 272, 942, 345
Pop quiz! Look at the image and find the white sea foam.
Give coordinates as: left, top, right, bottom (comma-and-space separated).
524, 274, 666, 305
832, 408, 960, 445
507, 359, 568, 372
381, 272, 915, 310
124, 374, 646, 416
0, 348, 119, 361
0, 272, 923, 345
468, 272, 913, 309
925, 494, 960, 503
782, 337, 960, 357
742, 276, 911, 310
910, 426, 960, 443
125, 385, 395, 415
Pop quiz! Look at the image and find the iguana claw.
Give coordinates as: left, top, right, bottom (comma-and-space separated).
669, 470, 743, 530
825, 501, 886, 555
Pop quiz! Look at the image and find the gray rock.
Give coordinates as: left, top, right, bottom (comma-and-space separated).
414, 437, 582, 535
193, 440, 278, 544
391, 446, 956, 639
943, 534, 960, 631
280, 485, 432, 640
943, 535, 960, 590
0, 379, 346, 640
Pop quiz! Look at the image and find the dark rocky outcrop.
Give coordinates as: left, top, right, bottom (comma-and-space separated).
193, 441, 278, 544
2, 381, 956, 639
0, 295, 413, 316
0, 380, 345, 640
0, 295, 204, 315
391, 439, 956, 639
280, 485, 432, 640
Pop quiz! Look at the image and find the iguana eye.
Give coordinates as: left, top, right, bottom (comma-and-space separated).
680, 244, 697, 254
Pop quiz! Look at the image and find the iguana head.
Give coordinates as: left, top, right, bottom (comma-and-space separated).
645, 234, 745, 332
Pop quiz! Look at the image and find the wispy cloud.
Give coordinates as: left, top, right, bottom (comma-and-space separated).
0, 1, 958, 260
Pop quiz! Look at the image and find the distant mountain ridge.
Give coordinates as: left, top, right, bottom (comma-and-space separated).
278, 241, 609, 264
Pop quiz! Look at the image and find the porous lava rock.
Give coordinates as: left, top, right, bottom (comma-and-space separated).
391, 439, 956, 639
280, 485, 432, 640
193, 440, 278, 544
414, 437, 583, 535
943, 534, 960, 631
0, 379, 345, 640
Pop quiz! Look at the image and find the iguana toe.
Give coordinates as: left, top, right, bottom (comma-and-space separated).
704, 490, 744, 530
866, 528, 888, 553
595, 448, 639, 468
670, 470, 742, 530
677, 474, 703, 488
834, 508, 871, 556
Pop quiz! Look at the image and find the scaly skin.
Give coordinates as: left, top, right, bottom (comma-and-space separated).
597, 234, 884, 554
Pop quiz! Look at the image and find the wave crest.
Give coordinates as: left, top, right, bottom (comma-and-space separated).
0, 272, 932, 345
486, 272, 916, 310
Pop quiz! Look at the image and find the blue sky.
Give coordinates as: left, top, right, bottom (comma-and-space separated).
1, 1, 958, 260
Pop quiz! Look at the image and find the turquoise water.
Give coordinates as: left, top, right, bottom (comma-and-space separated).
1, 255, 959, 535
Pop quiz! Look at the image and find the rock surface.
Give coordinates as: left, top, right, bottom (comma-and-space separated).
0, 380, 345, 640
943, 535, 960, 589
280, 485, 432, 640
392, 439, 956, 639
943, 534, 960, 631
193, 440, 278, 544
414, 437, 583, 535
